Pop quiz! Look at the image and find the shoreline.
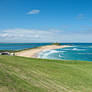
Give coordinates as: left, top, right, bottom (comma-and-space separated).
16, 45, 71, 58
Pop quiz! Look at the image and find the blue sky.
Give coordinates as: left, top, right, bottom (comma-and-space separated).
0, 0, 92, 42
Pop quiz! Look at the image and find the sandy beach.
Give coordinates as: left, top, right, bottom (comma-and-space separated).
16, 45, 71, 58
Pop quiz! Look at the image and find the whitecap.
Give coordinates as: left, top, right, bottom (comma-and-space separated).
72, 48, 78, 50
72, 48, 86, 51
43, 50, 66, 54
59, 54, 62, 57
38, 50, 66, 58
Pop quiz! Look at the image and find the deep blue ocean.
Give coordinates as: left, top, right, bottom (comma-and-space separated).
0, 43, 92, 61
0, 43, 51, 50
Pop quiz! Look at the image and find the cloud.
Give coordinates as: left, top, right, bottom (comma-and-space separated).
0, 28, 92, 42
27, 9, 40, 15
0, 28, 62, 42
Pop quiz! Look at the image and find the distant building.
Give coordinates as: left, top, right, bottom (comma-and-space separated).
10, 53, 15, 56
0, 52, 15, 56
1, 52, 10, 55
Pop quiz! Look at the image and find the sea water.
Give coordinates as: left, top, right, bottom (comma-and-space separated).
0, 43, 51, 50
38, 43, 92, 61
0, 43, 92, 61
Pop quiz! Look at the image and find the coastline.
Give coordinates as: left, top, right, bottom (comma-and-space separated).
16, 45, 71, 58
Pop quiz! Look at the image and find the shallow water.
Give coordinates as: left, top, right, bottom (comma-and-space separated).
0, 43, 92, 61
38, 43, 92, 61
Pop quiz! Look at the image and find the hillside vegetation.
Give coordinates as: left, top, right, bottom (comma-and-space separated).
0, 56, 92, 92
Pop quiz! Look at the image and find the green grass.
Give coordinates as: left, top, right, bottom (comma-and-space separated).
0, 56, 92, 92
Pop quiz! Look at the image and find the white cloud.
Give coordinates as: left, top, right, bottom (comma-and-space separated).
0, 28, 92, 42
27, 9, 40, 15
0, 28, 62, 42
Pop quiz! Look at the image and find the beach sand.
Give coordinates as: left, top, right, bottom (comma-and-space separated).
16, 45, 71, 58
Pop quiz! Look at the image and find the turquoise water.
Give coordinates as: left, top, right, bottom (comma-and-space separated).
0, 43, 92, 61
38, 43, 92, 61
0, 43, 51, 50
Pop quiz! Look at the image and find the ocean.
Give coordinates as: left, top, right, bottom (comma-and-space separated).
38, 43, 92, 61
0, 43, 51, 50
0, 43, 92, 61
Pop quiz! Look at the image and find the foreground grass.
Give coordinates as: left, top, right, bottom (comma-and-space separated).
0, 56, 92, 92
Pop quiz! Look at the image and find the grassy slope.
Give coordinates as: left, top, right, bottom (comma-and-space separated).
0, 56, 92, 92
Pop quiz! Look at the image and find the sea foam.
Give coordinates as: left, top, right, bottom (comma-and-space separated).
38, 50, 66, 58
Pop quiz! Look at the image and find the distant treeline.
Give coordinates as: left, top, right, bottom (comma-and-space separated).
52, 43, 61, 45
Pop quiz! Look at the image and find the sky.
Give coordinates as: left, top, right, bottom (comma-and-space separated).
0, 0, 92, 42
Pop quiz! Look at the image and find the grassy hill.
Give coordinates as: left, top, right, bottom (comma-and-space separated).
0, 56, 92, 92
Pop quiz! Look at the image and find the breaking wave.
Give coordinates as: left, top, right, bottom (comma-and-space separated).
38, 49, 66, 58
38, 44, 92, 61
72, 48, 86, 51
